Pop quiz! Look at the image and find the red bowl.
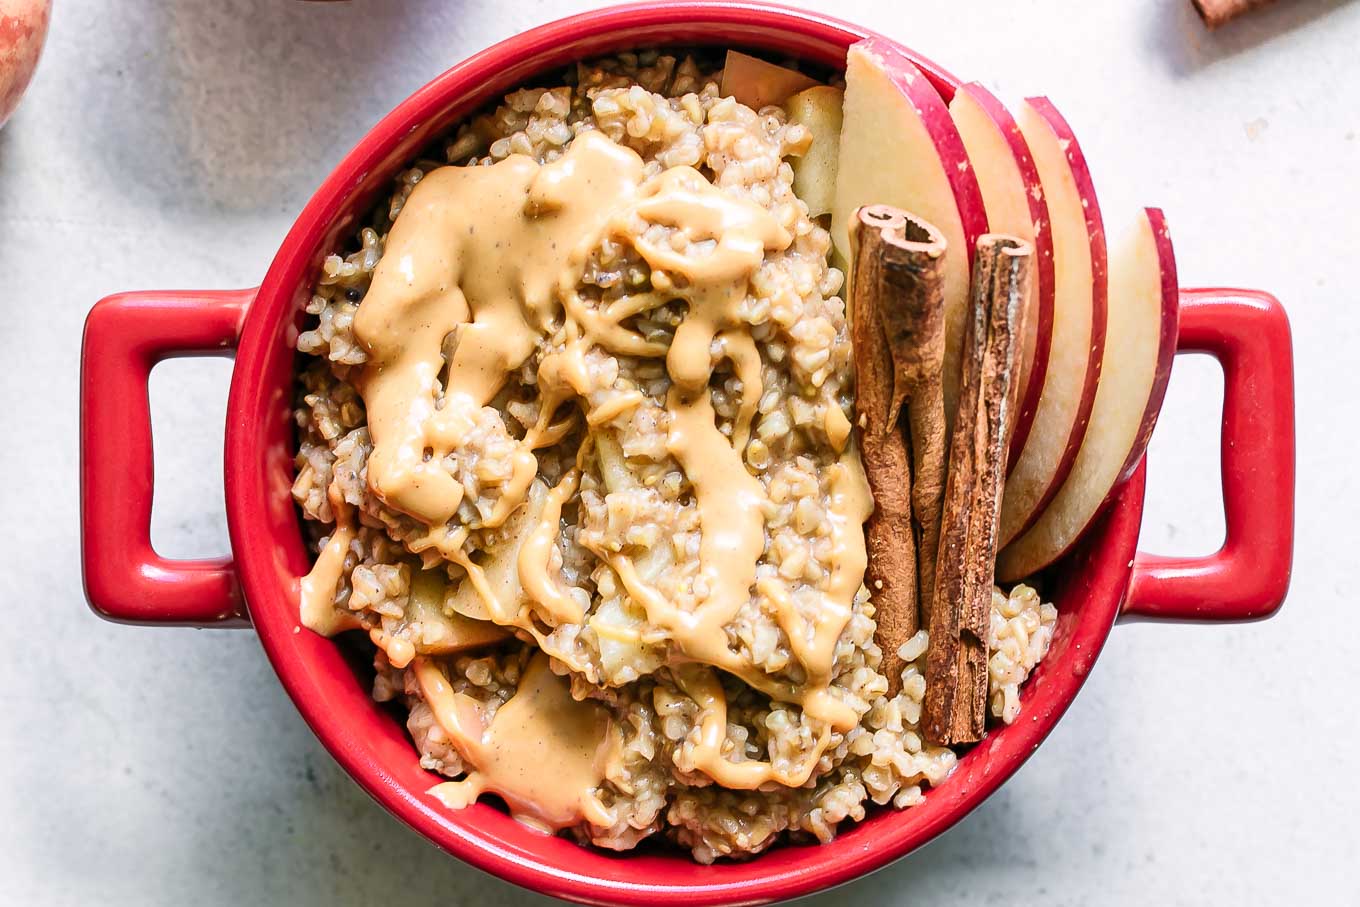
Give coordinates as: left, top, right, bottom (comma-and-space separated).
79, 3, 1296, 904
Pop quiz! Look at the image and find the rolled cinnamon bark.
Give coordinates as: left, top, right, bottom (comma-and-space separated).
923, 234, 1031, 746
849, 205, 948, 695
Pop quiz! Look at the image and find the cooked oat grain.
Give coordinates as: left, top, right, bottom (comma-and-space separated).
293, 50, 1054, 861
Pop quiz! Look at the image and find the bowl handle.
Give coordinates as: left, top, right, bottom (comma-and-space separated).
81, 289, 255, 627
1122, 288, 1294, 622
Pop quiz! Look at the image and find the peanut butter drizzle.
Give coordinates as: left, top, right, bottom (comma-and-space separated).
353, 131, 646, 530
825, 403, 853, 454
721, 330, 762, 452
415, 654, 615, 832
299, 487, 361, 636
319, 130, 874, 806
370, 626, 416, 670
585, 390, 644, 426
673, 664, 833, 790
517, 468, 583, 626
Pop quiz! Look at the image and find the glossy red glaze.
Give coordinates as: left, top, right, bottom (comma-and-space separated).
1124, 288, 1295, 621
77, 3, 1295, 904
81, 289, 251, 627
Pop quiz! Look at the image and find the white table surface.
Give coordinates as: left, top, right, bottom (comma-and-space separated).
4, 0, 1355, 903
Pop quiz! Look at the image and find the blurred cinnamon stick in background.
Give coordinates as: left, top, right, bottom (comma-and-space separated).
1192, 0, 1277, 28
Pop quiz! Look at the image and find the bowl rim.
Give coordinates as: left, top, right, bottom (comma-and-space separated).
223, 3, 1141, 903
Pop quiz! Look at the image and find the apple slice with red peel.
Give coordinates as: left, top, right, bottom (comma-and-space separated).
720, 50, 819, 110
832, 38, 989, 418
997, 97, 1108, 549
948, 83, 1055, 472
998, 208, 1178, 581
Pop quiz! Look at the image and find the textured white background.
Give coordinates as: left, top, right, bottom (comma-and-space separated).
3, 0, 1356, 903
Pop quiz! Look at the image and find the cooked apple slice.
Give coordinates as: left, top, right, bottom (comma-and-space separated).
832, 37, 989, 417
784, 85, 843, 218
400, 568, 510, 656
996, 97, 1108, 549
446, 479, 549, 622
720, 50, 818, 110
998, 208, 1177, 581
948, 83, 1055, 471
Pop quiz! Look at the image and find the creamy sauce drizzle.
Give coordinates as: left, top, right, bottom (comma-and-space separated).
673, 664, 833, 790
299, 487, 361, 636
355, 132, 646, 535
517, 469, 583, 625
415, 654, 615, 831
302, 130, 874, 820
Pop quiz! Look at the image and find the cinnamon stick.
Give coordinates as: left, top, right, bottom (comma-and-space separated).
1192, 0, 1276, 28
849, 205, 948, 694
877, 217, 949, 642
923, 235, 1031, 746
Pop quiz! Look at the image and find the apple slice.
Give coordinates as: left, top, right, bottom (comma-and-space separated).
720, 50, 818, 110
996, 97, 1108, 549
832, 37, 988, 418
998, 208, 1178, 581
784, 85, 843, 218
400, 569, 510, 656
948, 83, 1055, 472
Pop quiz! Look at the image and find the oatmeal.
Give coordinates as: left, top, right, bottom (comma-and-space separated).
292, 50, 1054, 861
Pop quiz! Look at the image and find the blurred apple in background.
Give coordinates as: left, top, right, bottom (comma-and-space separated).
0, 0, 50, 128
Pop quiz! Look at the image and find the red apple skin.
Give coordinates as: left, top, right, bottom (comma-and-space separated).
1005, 96, 1109, 545
954, 83, 1056, 474
1114, 207, 1178, 488
856, 37, 988, 271
996, 208, 1178, 581
0, 0, 50, 128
